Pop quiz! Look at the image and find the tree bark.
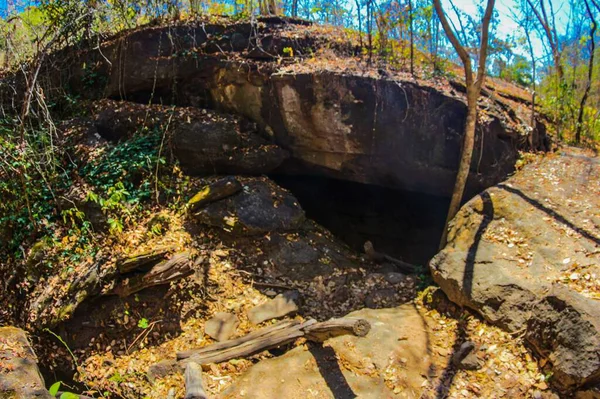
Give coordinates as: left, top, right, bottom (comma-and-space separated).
409, 0, 414, 75
184, 362, 208, 399
148, 317, 372, 379
434, 0, 495, 249
110, 252, 194, 297
575, 0, 596, 144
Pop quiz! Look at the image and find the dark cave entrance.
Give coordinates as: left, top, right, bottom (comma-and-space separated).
271, 175, 451, 267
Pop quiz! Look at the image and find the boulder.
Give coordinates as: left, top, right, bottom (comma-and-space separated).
172, 113, 288, 176
430, 151, 600, 389
193, 178, 305, 235
9, 19, 547, 199
218, 305, 437, 399
0, 327, 53, 398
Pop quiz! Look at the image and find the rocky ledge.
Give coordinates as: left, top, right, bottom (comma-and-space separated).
1, 17, 548, 198
431, 149, 600, 390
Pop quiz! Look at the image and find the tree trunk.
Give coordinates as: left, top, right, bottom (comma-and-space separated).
356, 0, 363, 50
184, 362, 208, 399
367, 0, 373, 65
409, 0, 414, 75
525, 16, 536, 148
439, 90, 478, 248
576, 0, 597, 144
434, 0, 495, 249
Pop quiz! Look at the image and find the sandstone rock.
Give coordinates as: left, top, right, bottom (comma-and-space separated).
247, 291, 300, 324
172, 115, 288, 176
430, 152, 600, 389
14, 20, 547, 199
526, 286, 600, 389
219, 305, 437, 398
205, 312, 240, 342
193, 179, 305, 235
92, 100, 288, 176
0, 327, 53, 398
188, 177, 243, 212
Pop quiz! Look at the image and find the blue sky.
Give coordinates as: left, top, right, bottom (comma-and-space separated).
441, 0, 571, 62
0, 0, 570, 62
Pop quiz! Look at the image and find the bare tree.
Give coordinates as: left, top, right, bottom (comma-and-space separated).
259, 0, 278, 15
435, 0, 496, 248
526, 0, 563, 79
408, 0, 414, 75
575, 0, 597, 143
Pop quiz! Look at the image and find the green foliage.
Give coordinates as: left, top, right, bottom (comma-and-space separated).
498, 55, 532, 87
81, 130, 162, 200
49, 381, 62, 396
137, 317, 149, 328
0, 118, 68, 256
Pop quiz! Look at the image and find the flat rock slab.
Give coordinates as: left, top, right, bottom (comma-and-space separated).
430, 150, 600, 389
219, 304, 435, 399
248, 291, 300, 324
0, 327, 52, 398
205, 312, 240, 342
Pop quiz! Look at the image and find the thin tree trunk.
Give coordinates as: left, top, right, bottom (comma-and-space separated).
440, 92, 478, 248
409, 0, 414, 75
367, 0, 373, 65
434, 0, 495, 249
576, 0, 596, 144
525, 17, 536, 147
356, 0, 363, 50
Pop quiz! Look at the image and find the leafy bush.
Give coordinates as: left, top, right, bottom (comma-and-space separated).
80, 130, 163, 201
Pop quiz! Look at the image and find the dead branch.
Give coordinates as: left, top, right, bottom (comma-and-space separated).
111, 252, 193, 297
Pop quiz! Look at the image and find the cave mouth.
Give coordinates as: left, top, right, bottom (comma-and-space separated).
271, 175, 451, 267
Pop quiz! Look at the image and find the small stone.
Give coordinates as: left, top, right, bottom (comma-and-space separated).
452, 341, 477, 367
457, 352, 482, 370
383, 272, 407, 284
205, 312, 240, 342
248, 291, 299, 324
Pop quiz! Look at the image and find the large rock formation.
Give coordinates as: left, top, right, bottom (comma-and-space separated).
92, 99, 288, 175
0, 327, 52, 398
430, 150, 600, 390
2, 17, 547, 198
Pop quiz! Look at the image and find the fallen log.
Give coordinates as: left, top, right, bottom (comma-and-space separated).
177, 317, 369, 363
116, 246, 175, 274
184, 362, 208, 399
178, 320, 298, 360
303, 318, 371, 342
178, 320, 310, 363
149, 317, 370, 379
111, 252, 194, 297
